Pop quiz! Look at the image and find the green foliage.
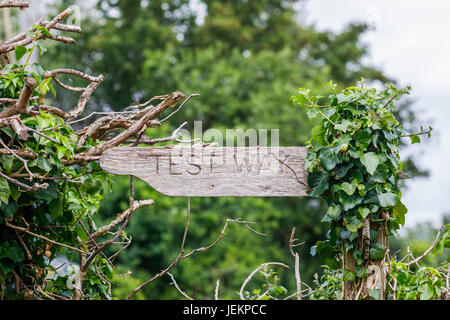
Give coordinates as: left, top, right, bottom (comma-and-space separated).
293, 80, 427, 279
387, 260, 448, 300
0, 33, 111, 299
308, 267, 342, 300
41, 0, 429, 299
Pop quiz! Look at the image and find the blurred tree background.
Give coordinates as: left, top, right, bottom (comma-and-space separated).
2, 0, 444, 299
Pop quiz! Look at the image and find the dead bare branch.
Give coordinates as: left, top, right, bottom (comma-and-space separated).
39, 20, 82, 34
0, 171, 47, 192
405, 225, 444, 267
0, 76, 36, 118
89, 199, 154, 240
0, 1, 29, 9
167, 273, 193, 300
80, 91, 186, 156
239, 262, 290, 300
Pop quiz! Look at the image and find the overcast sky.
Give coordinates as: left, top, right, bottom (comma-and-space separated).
301, 0, 450, 230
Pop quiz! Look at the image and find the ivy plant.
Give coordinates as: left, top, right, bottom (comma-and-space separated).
0, 27, 112, 300
292, 80, 433, 294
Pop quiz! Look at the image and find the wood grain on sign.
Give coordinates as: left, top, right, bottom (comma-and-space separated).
100, 146, 309, 197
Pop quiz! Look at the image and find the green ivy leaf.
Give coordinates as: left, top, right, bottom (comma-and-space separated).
419, 283, 435, 300
355, 266, 368, 278
312, 125, 327, 146
369, 289, 379, 300
369, 243, 385, 260
34, 182, 58, 202
307, 170, 329, 197
326, 204, 342, 221
331, 162, 353, 180
31, 63, 45, 79
358, 207, 371, 219
339, 191, 363, 211
378, 192, 398, 207
0, 201, 18, 218
363, 189, 380, 205
340, 180, 357, 196
354, 129, 372, 150
334, 119, 356, 132
318, 147, 339, 171
49, 197, 63, 219
343, 269, 356, 281
393, 201, 408, 226
37, 156, 51, 172
368, 163, 391, 183
14, 46, 28, 61
8, 243, 24, 263
409, 135, 420, 144
344, 214, 363, 232
0, 178, 10, 205
360, 152, 380, 175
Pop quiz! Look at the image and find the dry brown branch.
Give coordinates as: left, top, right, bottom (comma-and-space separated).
167, 273, 193, 300
405, 225, 444, 267
46, 34, 76, 44
108, 233, 132, 262
81, 91, 185, 156
9, 172, 82, 183
4, 16, 81, 47
39, 20, 82, 34
66, 76, 105, 119
0, 4, 199, 301
75, 107, 162, 149
0, 8, 76, 54
294, 253, 301, 300
0, 170, 47, 191
44, 7, 72, 30
125, 197, 191, 300
0, 97, 38, 105
89, 199, 154, 240
71, 211, 113, 269
5, 218, 85, 254
181, 218, 264, 260
74, 237, 87, 300
27, 105, 68, 118
0, 1, 29, 9
82, 177, 136, 272
126, 214, 264, 300
27, 127, 60, 143
214, 279, 220, 300
289, 227, 296, 258
44, 69, 104, 83
160, 93, 199, 123
125, 121, 199, 145
51, 76, 84, 92
0, 147, 37, 159
0, 138, 34, 179
9, 116, 30, 140
288, 228, 303, 300
0, 76, 36, 118
15, 229, 32, 261
362, 218, 371, 260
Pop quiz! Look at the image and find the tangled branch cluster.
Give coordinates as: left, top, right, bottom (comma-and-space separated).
0, 3, 196, 300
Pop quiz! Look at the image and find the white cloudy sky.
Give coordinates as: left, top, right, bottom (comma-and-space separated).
301, 0, 450, 230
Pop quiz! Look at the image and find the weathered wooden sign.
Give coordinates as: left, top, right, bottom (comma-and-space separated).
100, 146, 308, 197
